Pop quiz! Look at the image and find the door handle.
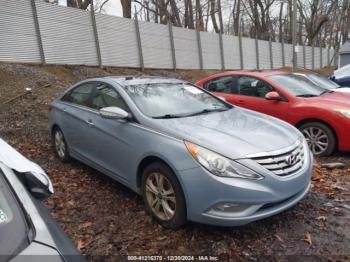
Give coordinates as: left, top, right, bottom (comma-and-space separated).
85, 119, 95, 127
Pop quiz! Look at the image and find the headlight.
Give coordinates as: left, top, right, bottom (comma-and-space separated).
334, 109, 350, 119
185, 141, 263, 180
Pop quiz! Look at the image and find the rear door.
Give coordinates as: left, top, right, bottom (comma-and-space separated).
59, 82, 96, 158
203, 76, 241, 102
234, 76, 290, 121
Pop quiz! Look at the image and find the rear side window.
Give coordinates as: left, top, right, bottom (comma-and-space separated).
61, 83, 95, 107
204, 76, 236, 94
91, 84, 128, 111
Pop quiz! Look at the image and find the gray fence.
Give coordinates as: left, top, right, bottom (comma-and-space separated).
0, 0, 336, 70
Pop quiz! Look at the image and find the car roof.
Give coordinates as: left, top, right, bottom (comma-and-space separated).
102, 76, 186, 87
204, 70, 290, 80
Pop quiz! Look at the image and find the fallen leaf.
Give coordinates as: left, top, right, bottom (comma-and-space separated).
275, 234, 283, 242
79, 221, 92, 229
303, 232, 312, 246
76, 239, 85, 251
69, 169, 77, 175
157, 236, 167, 241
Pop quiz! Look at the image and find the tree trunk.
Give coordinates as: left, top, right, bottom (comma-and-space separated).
188, 0, 195, 29
298, 16, 303, 45
278, 2, 284, 42
195, 0, 204, 31
210, 0, 219, 33
121, 0, 132, 18
233, 0, 240, 35
158, 0, 168, 24
217, 0, 224, 33
169, 0, 182, 26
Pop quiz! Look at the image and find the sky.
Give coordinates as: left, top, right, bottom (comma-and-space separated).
58, 0, 123, 16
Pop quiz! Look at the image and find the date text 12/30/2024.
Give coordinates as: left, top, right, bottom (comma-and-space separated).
127, 256, 219, 261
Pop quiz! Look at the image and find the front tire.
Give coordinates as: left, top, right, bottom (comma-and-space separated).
299, 122, 336, 156
141, 162, 187, 229
52, 127, 71, 163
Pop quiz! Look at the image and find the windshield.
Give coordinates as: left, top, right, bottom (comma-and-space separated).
334, 64, 350, 78
306, 73, 340, 89
268, 74, 327, 97
124, 83, 231, 118
0, 171, 29, 259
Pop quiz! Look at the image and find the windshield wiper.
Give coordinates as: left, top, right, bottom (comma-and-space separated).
153, 108, 229, 119
296, 94, 317, 98
152, 114, 184, 119
185, 108, 229, 117
320, 90, 334, 95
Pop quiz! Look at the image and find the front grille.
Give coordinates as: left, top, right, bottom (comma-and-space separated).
252, 141, 305, 177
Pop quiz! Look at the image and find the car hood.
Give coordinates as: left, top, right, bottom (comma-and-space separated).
151, 108, 301, 159
0, 138, 53, 193
334, 87, 350, 93
306, 92, 350, 108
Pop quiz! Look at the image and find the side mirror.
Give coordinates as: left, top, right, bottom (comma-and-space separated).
24, 172, 53, 200
100, 107, 129, 120
217, 96, 227, 102
265, 91, 281, 101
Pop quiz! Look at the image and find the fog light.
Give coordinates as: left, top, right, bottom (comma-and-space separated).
213, 203, 250, 212
208, 202, 262, 218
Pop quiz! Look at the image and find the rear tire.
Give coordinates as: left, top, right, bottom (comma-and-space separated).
299, 122, 336, 156
52, 127, 71, 163
141, 162, 187, 229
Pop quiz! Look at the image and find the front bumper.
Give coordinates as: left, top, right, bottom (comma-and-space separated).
336, 120, 350, 152
178, 152, 313, 227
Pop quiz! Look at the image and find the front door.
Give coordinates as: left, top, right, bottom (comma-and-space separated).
83, 82, 136, 183
233, 76, 289, 121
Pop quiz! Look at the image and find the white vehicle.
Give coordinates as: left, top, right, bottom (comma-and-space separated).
0, 138, 84, 261
334, 64, 350, 79
294, 72, 350, 94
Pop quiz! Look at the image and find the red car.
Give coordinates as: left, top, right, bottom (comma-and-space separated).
196, 71, 350, 156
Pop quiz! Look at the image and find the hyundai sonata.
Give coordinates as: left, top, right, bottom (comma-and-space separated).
49, 77, 313, 229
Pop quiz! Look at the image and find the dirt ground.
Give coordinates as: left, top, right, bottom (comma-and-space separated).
0, 63, 349, 261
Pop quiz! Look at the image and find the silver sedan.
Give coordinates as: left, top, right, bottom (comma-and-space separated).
49, 77, 313, 229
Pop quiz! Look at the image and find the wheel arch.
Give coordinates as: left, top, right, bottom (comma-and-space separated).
136, 155, 176, 189
51, 124, 60, 135
295, 118, 339, 149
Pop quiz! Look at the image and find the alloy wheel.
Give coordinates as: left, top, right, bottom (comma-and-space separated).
54, 130, 66, 159
302, 127, 329, 155
145, 172, 176, 221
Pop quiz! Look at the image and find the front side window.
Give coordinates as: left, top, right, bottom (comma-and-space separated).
91, 84, 128, 111
124, 83, 231, 118
0, 172, 29, 257
204, 76, 237, 94
61, 82, 95, 107
238, 76, 274, 98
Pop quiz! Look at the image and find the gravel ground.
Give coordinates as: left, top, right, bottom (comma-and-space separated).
0, 63, 349, 261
